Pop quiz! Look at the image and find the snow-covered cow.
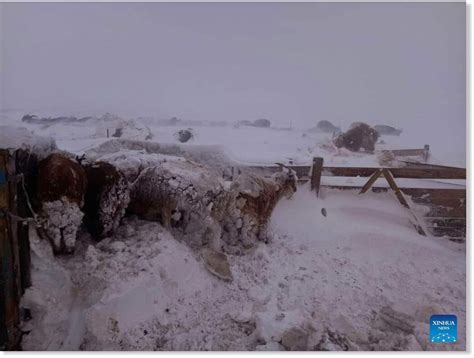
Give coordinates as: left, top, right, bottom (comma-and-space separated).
128, 158, 235, 251
83, 161, 130, 240
333, 123, 379, 153
220, 164, 298, 253
36, 153, 87, 254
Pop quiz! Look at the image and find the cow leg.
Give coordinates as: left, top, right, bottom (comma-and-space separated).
161, 208, 172, 228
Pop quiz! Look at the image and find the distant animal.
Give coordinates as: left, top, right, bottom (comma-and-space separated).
309, 120, 341, 135
82, 161, 130, 240
175, 129, 194, 143
21, 114, 80, 126
36, 153, 87, 254
235, 119, 271, 128
235, 120, 253, 127
229, 163, 298, 248
253, 118, 271, 128
333, 123, 380, 152
374, 125, 402, 136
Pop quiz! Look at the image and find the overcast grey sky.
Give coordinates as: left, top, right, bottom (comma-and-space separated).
0, 2, 466, 132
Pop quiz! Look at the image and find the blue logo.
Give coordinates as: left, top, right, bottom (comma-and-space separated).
430, 315, 457, 343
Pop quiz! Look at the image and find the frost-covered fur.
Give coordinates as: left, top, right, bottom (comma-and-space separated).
333, 123, 379, 153
221, 167, 298, 254
129, 159, 298, 254
36, 153, 87, 254
38, 198, 84, 254
129, 159, 235, 250
85, 139, 236, 176
83, 162, 131, 239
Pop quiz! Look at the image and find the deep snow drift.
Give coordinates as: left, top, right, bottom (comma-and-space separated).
21, 186, 466, 351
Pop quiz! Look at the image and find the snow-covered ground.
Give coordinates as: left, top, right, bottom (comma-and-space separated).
21, 187, 466, 351
0, 112, 466, 351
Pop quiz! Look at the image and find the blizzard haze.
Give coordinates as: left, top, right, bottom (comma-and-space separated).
0, 3, 466, 146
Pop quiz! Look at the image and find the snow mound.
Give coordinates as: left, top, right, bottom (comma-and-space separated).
111, 120, 153, 141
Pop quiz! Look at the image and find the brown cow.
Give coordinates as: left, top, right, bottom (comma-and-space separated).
37, 153, 87, 254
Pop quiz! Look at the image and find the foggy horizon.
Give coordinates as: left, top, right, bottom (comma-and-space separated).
1, 2, 466, 133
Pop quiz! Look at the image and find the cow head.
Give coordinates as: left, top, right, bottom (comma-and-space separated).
274, 163, 298, 198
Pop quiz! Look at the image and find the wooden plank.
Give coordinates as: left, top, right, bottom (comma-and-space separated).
390, 148, 426, 157
424, 144, 430, 162
399, 161, 465, 171
320, 185, 389, 192
426, 205, 466, 218
310, 157, 324, 196
425, 217, 466, 227
247, 164, 466, 180
411, 197, 465, 208
382, 169, 410, 208
6, 155, 21, 304
0, 150, 21, 350
359, 169, 383, 194
401, 188, 466, 200
382, 169, 426, 236
428, 226, 466, 238
323, 166, 466, 179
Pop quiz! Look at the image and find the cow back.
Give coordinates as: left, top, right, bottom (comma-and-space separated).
37, 153, 87, 205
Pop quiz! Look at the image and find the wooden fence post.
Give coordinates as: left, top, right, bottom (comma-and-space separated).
311, 157, 324, 197
424, 144, 430, 162
0, 150, 21, 350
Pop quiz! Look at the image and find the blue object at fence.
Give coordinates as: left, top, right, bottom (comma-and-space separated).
0, 169, 6, 185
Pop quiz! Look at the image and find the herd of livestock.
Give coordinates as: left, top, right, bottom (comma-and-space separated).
8, 121, 394, 262
13, 146, 298, 259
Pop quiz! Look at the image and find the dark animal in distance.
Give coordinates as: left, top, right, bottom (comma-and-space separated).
253, 119, 271, 128
175, 129, 194, 143
333, 123, 380, 153
236, 119, 271, 128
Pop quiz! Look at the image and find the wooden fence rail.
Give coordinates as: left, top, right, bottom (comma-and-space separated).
249, 163, 466, 181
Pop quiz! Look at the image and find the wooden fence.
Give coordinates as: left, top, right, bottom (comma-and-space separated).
0, 149, 32, 350
244, 157, 466, 240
